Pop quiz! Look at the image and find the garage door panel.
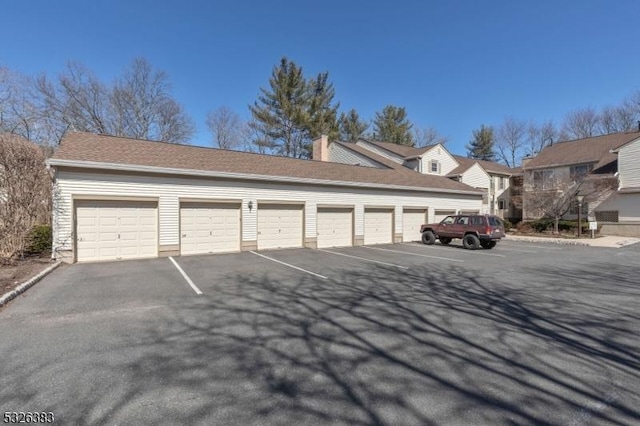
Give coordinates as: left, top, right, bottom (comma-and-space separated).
180, 203, 241, 255
76, 200, 158, 262
402, 209, 427, 242
257, 204, 303, 250
317, 208, 353, 248
364, 209, 393, 245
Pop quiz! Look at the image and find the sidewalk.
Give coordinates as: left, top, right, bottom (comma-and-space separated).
505, 234, 640, 248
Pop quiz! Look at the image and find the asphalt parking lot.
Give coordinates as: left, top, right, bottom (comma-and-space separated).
1, 240, 639, 425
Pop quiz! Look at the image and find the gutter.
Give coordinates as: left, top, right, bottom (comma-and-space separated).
47, 159, 484, 196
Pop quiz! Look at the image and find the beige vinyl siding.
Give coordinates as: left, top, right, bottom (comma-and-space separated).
328, 143, 383, 168
53, 170, 482, 253
461, 163, 491, 189
595, 192, 640, 222
355, 140, 404, 163
421, 144, 459, 176
618, 139, 640, 189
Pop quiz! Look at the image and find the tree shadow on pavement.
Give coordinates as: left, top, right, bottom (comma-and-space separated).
117, 263, 640, 425
2, 262, 639, 425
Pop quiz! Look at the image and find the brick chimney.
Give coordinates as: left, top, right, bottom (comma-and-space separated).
312, 134, 329, 161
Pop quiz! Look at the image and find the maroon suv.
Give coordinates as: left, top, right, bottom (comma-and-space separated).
420, 214, 506, 249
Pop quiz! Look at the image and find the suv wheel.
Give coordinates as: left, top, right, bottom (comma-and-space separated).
462, 234, 480, 250
480, 241, 497, 249
422, 230, 436, 245
439, 237, 452, 245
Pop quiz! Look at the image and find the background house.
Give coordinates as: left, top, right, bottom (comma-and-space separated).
315, 136, 519, 220
520, 130, 640, 235
593, 135, 640, 237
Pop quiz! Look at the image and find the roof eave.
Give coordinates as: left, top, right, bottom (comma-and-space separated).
47, 159, 484, 196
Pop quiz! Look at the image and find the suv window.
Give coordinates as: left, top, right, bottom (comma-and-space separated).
456, 216, 469, 225
441, 216, 455, 225
488, 216, 502, 226
470, 216, 485, 226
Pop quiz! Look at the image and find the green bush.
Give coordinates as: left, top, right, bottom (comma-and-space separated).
530, 219, 553, 232
26, 224, 52, 255
502, 219, 512, 232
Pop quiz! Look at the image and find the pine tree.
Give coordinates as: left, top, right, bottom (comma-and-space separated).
305, 72, 340, 156
338, 109, 368, 142
249, 57, 308, 157
249, 57, 340, 158
372, 105, 414, 146
466, 124, 496, 160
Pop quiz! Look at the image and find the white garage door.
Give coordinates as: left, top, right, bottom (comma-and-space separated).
257, 204, 304, 250
364, 208, 393, 245
402, 208, 427, 242
317, 207, 353, 248
76, 200, 157, 262
180, 202, 241, 255
434, 209, 456, 223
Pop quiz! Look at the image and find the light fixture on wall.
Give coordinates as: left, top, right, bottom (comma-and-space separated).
248, 201, 253, 212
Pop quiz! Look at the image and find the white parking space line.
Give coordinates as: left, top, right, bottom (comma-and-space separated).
169, 257, 203, 295
400, 243, 507, 258
250, 251, 328, 280
319, 249, 409, 270
364, 246, 464, 262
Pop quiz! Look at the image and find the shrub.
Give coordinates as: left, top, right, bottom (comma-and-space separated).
530, 219, 553, 233
502, 219, 512, 232
26, 224, 52, 255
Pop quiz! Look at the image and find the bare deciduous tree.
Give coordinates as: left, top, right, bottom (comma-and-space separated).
525, 170, 616, 234
560, 107, 601, 140
111, 58, 195, 143
0, 134, 51, 261
526, 120, 557, 156
205, 106, 242, 149
36, 58, 195, 144
495, 116, 526, 167
412, 126, 448, 148
599, 103, 638, 134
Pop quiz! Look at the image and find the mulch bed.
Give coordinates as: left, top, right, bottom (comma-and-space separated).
0, 253, 54, 295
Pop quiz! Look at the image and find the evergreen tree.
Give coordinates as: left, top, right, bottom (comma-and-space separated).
305, 72, 340, 155
372, 105, 414, 146
338, 109, 368, 142
466, 124, 496, 160
249, 57, 340, 158
249, 57, 308, 157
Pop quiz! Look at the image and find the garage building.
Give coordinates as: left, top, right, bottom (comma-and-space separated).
49, 132, 483, 263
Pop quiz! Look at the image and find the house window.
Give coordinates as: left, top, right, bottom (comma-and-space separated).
570, 164, 593, 180
499, 177, 505, 190
533, 169, 554, 190
498, 199, 506, 210
430, 160, 440, 174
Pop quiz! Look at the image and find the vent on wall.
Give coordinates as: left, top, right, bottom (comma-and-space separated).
595, 211, 619, 223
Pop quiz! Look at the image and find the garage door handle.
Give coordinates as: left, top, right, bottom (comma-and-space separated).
118, 234, 120, 239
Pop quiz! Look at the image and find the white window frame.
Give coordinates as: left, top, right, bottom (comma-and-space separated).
430, 160, 440, 174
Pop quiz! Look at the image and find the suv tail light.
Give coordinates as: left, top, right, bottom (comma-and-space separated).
486, 226, 492, 235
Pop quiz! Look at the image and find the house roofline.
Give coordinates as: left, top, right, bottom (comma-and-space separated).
47, 159, 484, 196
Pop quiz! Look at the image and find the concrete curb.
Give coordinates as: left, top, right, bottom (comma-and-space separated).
505, 236, 590, 247
0, 261, 62, 307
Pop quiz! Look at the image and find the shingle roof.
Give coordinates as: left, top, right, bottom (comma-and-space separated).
359, 139, 436, 158
447, 155, 515, 176
50, 132, 483, 194
524, 131, 640, 170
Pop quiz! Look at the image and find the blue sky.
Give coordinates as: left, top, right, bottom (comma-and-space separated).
2, 0, 639, 155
